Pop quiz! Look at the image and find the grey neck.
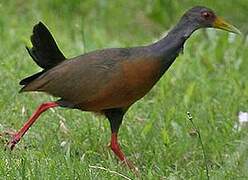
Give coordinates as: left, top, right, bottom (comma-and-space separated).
148, 17, 199, 76
150, 17, 199, 54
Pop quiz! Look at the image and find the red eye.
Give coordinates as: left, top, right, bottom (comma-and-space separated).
201, 12, 211, 19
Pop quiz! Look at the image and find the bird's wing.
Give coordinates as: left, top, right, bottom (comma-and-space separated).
23, 48, 131, 103
23, 47, 161, 110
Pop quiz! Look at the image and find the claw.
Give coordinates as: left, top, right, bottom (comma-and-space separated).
1, 131, 20, 151
6, 137, 20, 150
108, 132, 140, 175
0, 129, 17, 150
122, 159, 140, 176
0, 129, 16, 150
2, 129, 16, 137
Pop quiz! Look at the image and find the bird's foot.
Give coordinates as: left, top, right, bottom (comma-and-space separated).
6, 136, 20, 150
3, 131, 20, 151
121, 158, 140, 176
108, 132, 140, 175
0, 129, 16, 138
0, 129, 19, 150
108, 145, 139, 175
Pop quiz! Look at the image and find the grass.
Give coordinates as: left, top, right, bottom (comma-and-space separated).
0, 0, 247, 179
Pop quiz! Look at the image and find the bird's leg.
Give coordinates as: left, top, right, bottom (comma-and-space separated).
109, 131, 136, 170
110, 132, 125, 161
6, 102, 59, 150
105, 109, 137, 171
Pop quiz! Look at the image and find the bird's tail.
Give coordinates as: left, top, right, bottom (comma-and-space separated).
20, 22, 66, 86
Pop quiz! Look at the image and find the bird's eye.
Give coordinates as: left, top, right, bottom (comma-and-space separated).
201, 12, 211, 19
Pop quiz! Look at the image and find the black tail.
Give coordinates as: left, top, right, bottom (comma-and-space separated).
20, 22, 66, 86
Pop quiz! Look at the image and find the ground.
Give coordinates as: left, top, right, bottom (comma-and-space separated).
0, 0, 247, 179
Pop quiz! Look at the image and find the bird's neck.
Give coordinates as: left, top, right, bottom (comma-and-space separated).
149, 18, 198, 75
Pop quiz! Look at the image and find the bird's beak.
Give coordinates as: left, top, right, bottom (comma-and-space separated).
213, 16, 241, 34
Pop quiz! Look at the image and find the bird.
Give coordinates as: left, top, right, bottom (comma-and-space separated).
7, 6, 240, 169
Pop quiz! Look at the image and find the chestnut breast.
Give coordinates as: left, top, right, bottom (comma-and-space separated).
80, 57, 162, 111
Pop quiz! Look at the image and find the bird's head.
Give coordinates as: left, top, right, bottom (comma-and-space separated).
182, 6, 241, 34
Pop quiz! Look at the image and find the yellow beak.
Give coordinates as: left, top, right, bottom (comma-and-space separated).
213, 17, 241, 34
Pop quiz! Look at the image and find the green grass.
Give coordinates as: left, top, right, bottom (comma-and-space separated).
0, 0, 247, 179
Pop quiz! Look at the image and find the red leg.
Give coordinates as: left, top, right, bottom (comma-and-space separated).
110, 132, 138, 172
110, 132, 125, 161
7, 102, 59, 150
105, 109, 138, 173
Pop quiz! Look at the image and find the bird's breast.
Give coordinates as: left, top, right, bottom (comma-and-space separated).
122, 58, 162, 97
80, 58, 162, 111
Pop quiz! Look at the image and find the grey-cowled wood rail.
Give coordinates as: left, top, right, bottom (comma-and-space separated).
7, 6, 240, 169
